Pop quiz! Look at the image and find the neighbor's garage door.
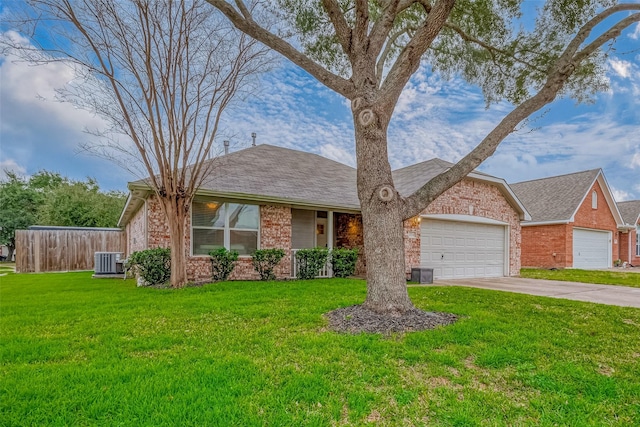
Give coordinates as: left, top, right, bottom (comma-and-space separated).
573, 228, 611, 269
421, 219, 506, 279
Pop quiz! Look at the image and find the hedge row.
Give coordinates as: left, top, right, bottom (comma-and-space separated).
126, 247, 358, 286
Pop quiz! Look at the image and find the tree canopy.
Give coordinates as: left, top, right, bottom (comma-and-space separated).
0, 171, 125, 260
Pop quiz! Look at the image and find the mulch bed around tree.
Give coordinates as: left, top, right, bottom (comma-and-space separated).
325, 305, 458, 334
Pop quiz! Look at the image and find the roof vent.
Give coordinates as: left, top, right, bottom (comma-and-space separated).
223, 140, 230, 155
251, 132, 256, 146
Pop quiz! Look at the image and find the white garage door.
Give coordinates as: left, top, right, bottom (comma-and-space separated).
573, 228, 611, 269
420, 219, 506, 279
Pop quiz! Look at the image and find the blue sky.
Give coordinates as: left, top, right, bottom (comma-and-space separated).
1, 10, 639, 201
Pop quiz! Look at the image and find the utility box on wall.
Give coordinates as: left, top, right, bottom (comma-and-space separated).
411, 267, 433, 284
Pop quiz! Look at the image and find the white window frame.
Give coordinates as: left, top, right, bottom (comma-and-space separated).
191, 201, 260, 257
636, 226, 640, 257
592, 190, 598, 209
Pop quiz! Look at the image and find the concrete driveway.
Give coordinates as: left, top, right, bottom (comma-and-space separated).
427, 277, 640, 308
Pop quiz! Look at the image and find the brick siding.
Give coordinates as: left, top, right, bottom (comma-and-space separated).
131, 177, 522, 281
618, 225, 639, 266
126, 202, 147, 256
128, 195, 293, 282
520, 224, 571, 268
403, 178, 522, 277
521, 180, 619, 268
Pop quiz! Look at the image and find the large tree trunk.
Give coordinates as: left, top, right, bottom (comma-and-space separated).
159, 195, 189, 288
7, 243, 15, 262
354, 101, 415, 314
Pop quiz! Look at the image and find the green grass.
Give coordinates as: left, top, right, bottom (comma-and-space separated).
0, 262, 15, 274
1, 272, 639, 426
521, 268, 640, 288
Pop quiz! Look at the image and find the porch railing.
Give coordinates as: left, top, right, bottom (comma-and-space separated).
291, 249, 332, 278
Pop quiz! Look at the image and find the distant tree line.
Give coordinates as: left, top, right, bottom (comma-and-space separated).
0, 171, 125, 261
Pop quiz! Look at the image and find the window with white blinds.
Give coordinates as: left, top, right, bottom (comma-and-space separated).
192, 200, 259, 256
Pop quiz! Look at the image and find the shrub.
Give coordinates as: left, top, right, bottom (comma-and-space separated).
125, 247, 171, 286
252, 248, 285, 281
330, 248, 358, 278
209, 248, 239, 281
295, 248, 329, 280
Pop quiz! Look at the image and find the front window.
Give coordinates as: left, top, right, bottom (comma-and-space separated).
592, 190, 598, 209
636, 226, 640, 256
192, 200, 259, 256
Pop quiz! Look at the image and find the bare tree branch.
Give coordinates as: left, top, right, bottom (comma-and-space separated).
1, 0, 270, 287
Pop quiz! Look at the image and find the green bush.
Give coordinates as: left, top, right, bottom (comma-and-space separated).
209, 248, 239, 281
330, 248, 358, 278
295, 248, 329, 280
125, 247, 171, 286
252, 248, 285, 281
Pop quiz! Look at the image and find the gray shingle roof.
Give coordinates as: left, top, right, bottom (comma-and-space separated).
392, 158, 452, 196
510, 169, 600, 223
618, 200, 640, 226
132, 144, 360, 210
200, 144, 360, 209
392, 158, 498, 196
122, 144, 527, 225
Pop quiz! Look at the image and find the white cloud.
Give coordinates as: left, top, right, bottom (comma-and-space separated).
0, 31, 130, 190
631, 152, 640, 169
630, 22, 640, 40
0, 31, 107, 137
611, 186, 632, 202
609, 59, 632, 79
0, 159, 27, 181
319, 143, 356, 167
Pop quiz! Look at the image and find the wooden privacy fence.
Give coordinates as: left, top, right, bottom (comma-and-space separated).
15, 228, 126, 273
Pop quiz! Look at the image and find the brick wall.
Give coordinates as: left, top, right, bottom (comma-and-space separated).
126, 202, 147, 256
521, 180, 621, 268
403, 217, 421, 276
138, 195, 293, 282
521, 223, 571, 268
134, 178, 522, 281
403, 178, 522, 276
184, 204, 292, 282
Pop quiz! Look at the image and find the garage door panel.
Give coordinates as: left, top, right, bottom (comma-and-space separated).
573, 228, 610, 269
421, 219, 506, 279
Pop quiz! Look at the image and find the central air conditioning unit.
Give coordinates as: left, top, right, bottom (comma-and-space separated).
94, 252, 122, 274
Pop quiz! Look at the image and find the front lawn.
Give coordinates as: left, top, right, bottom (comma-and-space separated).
1, 272, 639, 426
521, 268, 640, 288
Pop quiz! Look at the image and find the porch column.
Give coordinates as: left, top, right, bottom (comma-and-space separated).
328, 211, 334, 250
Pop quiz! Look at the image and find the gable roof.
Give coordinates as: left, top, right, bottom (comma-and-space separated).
189, 144, 360, 210
618, 200, 640, 226
511, 169, 624, 226
393, 158, 530, 220
119, 144, 529, 226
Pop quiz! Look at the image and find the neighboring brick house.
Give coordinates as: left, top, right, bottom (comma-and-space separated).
617, 200, 640, 267
511, 169, 625, 269
118, 144, 529, 282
